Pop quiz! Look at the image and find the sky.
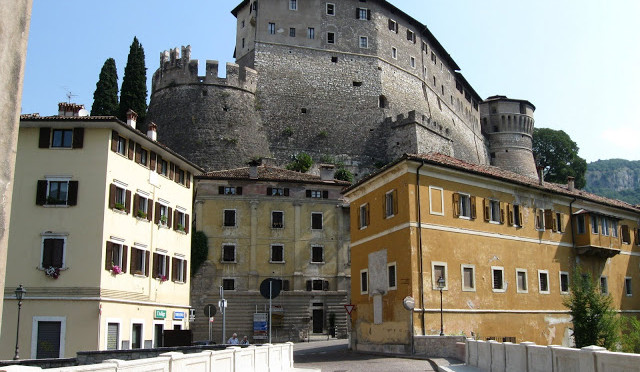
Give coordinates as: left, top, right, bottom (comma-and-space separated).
21, 0, 640, 163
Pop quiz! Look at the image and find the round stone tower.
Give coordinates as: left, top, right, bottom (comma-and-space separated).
480, 96, 537, 179
146, 46, 271, 172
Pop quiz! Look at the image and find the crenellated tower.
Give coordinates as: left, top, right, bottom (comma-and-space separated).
480, 95, 538, 178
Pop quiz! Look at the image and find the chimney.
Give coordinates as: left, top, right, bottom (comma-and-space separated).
147, 122, 158, 141
126, 109, 138, 128
537, 166, 544, 186
248, 158, 262, 179
57, 102, 85, 117
567, 176, 575, 191
320, 164, 336, 181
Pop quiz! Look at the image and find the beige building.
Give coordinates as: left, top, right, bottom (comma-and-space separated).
191, 161, 350, 343
344, 153, 640, 353
0, 104, 202, 358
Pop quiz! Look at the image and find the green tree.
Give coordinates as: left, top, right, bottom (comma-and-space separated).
621, 316, 640, 353
119, 37, 148, 128
563, 268, 619, 349
91, 58, 119, 116
335, 165, 353, 183
286, 152, 313, 173
532, 128, 587, 189
191, 231, 209, 277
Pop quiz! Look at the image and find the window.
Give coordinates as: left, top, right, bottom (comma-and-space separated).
560, 272, 569, 294
508, 204, 522, 227
130, 247, 149, 276
388, 263, 397, 290
158, 158, 168, 177
223, 209, 236, 227
492, 266, 505, 292
308, 279, 329, 291
535, 208, 545, 230
36, 179, 78, 206
326, 3, 335, 15
289, 0, 297, 10
156, 203, 169, 226
109, 183, 130, 213
538, 270, 550, 294
516, 269, 528, 293
105, 241, 127, 273
485, 199, 502, 223
625, 277, 632, 296
306, 190, 327, 198
432, 263, 447, 290
360, 269, 368, 294
152, 253, 170, 280
311, 212, 323, 230
135, 144, 148, 167
271, 245, 284, 263
611, 220, 618, 238
176, 169, 186, 185
42, 236, 65, 270
113, 133, 126, 155
622, 224, 631, 244
327, 32, 335, 44
357, 7, 369, 20
359, 203, 370, 229
219, 186, 242, 195
461, 265, 475, 291
223, 278, 235, 290
51, 129, 73, 148
268, 23, 275, 34
172, 257, 187, 283
385, 189, 398, 218
406, 29, 415, 42
576, 215, 586, 234
174, 210, 187, 232
107, 322, 119, 350
391, 47, 397, 59
308, 27, 315, 39
267, 187, 289, 196
35, 319, 64, 358
222, 244, 236, 263
359, 36, 368, 48
311, 245, 324, 263
600, 276, 608, 294
272, 211, 284, 228
133, 194, 151, 220
555, 212, 564, 232
602, 218, 609, 236
431, 51, 436, 64
590, 215, 599, 234
388, 19, 398, 32
289, 28, 296, 37
453, 193, 475, 219
379, 95, 387, 108
410, 56, 415, 68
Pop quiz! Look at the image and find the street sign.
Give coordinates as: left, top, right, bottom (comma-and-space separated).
155, 309, 167, 319
173, 311, 185, 320
253, 313, 268, 340
218, 299, 227, 309
259, 278, 282, 299
204, 304, 217, 317
344, 304, 355, 315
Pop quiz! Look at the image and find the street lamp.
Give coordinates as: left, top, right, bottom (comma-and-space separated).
437, 276, 445, 336
14, 284, 26, 360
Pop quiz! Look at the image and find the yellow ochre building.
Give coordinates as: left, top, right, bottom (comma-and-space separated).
0, 104, 202, 358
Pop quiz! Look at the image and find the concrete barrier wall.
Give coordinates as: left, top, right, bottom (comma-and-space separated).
414, 335, 466, 359
466, 339, 640, 372
1, 343, 295, 372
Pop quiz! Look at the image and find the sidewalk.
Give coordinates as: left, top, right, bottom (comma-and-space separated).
429, 358, 483, 372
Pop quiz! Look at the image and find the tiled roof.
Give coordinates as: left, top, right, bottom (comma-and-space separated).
198, 165, 351, 186
349, 152, 639, 213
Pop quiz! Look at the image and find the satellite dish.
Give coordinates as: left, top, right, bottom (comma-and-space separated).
78, 109, 90, 117
260, 278, 282, 299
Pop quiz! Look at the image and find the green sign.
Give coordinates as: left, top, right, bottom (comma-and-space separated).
155, 310, 167, 319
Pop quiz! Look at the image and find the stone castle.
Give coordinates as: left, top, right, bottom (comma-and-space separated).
146, 0, 537, 179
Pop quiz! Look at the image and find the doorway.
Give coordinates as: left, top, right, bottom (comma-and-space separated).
312, 309, 324, 333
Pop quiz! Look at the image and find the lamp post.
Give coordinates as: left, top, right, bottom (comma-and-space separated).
14, 284, 26, 360
437, 276, 445, 336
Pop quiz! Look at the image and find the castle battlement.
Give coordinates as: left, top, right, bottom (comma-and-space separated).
385, 110, 451, 139
151, 45, 257, 94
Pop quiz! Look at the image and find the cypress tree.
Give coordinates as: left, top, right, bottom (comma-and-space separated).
91, 58, 119, 116
119, 36, 148, 128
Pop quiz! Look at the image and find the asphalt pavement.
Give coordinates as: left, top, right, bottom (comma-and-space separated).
293, 339, 437, 372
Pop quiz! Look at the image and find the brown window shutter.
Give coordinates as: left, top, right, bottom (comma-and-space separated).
144, 251, 150, 277
169, 163, 175, 180
67, 181, 79, 206
168, 207, 173, 227
147, 199, 153, 221
125, 190, 132, 214
111, 131, 119, 152
108, 184, 116, 209
306, 280, 312, 291
154, 202, 161, 224
470, 196, 477, 219
131, 248, 140, 275
355, 7, 360, 18
186, 172, 191, 188
519, 209, 524, 228
622, 225, 630, 243
36, 180, 48, 205
219, 186, 225, 194
499, 203, 505, 224
39, 127, 51, 148
105, 242, 113, 270
267, 187, 272, 195
185, 214, 190, 234
72, 127, 84, 148
171, 257, 178, 281
122, 246, 128, 273
635, 228, 639, 245
452, 193, 460, 217
237, 187, 242, 195
507, 205, 513, 225
174, 167, 181, 182
135, 143, 142, 163
367, 9, 371, 20
365, 203, 370, 225
133, 194, 139, 218
156, 156, 163, 174
150, 152, 157, 171
544, 210, 553, 230
128, 139, 135, 160
382, 195, 387, 219
393, 190, 398, 215
357, 206, 361, 226
52, 240, 64, 268
284, 188, 289, 196
323, 280, 329, 291
483, 199, 490, 221
173, 209, 178, 230
306, 190, 311, 197
152, 253, 159, 278
183, 260, 188, 283
283, 280, 290, 291
322, 190, 328, 199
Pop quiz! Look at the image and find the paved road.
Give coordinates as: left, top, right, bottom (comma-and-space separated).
293, 340, 436, 372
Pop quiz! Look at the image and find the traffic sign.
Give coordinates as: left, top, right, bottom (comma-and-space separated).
218, 299, 228, 308
259, 278, 282, 299
344, 304, 355, 315
204, 304, 217, 317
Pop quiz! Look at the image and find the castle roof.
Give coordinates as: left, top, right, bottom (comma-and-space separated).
198, 165, 351, 186
346, 152, 639, 214
483, 95, 536, 110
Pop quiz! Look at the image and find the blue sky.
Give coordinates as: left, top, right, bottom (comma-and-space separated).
22, 0, 640, 163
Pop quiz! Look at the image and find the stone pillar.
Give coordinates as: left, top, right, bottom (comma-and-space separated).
578, 345, 606, 372
0, 0, 32, 337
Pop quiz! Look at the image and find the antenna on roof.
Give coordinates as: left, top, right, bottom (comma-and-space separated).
65, 90, 77, 103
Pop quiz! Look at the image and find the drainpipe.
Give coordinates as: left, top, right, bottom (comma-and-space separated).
416, 160, 426, 335
570, 198, 577, 265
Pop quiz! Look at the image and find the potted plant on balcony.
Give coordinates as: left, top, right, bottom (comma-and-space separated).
160, 215, 168, 225
177, 223, 185, 232
115, 202, 125, 211
137, 210, 147, 219
111, 264, 122, 275
45, 266, 60, 279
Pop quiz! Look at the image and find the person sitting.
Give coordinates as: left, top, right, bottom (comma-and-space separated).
227, 333, 239, 344
241, 335, 250, 345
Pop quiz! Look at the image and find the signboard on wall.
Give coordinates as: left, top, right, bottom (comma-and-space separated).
155, 310, 167, 319
253, 313, 268, 340
173, 311, 185, 320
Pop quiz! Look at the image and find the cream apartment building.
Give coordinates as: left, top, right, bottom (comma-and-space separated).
0, 103, 202, 359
